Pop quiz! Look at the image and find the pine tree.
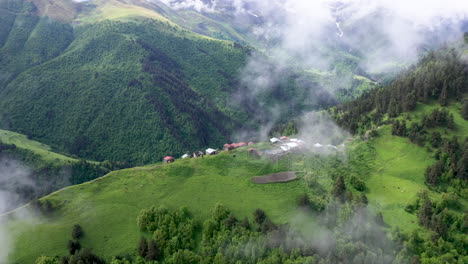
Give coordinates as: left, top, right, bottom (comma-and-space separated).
253, 209, 267, 225
71, 224, 83, 240
332, 176, 346, 202
439, 83, 448, 106
418, 196, 433, 228
462, 100, 468, 120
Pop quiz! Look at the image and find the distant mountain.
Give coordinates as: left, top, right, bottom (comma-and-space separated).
0, 0, 339, 164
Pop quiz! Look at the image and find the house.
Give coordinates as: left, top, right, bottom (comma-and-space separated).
206, 148, 218, 155
163, 156, 175, 163
238, 142, 247, 147
280, 136, 289, 141
248, 142, 254, 146
270, 137, 280, 143
248, 148, 260, 158
193, 151, 204, 158
223, 144, 234, 151
314, 143, 323, 148
181, 154, 191, 159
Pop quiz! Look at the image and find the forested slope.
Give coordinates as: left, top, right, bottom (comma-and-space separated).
0, 0, 339, 164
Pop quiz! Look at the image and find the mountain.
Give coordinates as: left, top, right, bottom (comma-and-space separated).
5, 45, 467, 264
0, 0, 347, 165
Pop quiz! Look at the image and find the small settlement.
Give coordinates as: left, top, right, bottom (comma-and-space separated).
162, 136, 340, 163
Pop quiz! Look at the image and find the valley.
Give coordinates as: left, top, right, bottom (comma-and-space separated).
0, 0, 467, 264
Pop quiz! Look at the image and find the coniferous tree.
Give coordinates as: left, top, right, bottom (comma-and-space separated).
462, 100, 468, 120
332, 176, 346, 202
439, 84, 448, 106
425, 160, 444, 186
418, 195, 433, 228
253, 209, 267, 225
72, 224, 83, 240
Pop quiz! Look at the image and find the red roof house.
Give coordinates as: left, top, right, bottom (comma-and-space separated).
163, 156, 175, 163
223, 144, 234, 151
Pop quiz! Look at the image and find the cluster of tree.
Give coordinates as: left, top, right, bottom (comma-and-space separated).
136, 206, 196, 260
425, 137, 467, 187
421, 109, 455, 129
39, 199, 405, 264
331, 48, 467, 134
399, 192, 467, 263
35, 225, 104, 264
391, 120, 407, 136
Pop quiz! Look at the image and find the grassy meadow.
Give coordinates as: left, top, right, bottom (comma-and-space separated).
10, 150, 309, 263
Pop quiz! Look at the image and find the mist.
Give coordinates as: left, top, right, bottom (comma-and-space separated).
0, 158, 40, 264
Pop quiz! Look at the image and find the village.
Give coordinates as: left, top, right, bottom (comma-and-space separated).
162, 136, 342, 164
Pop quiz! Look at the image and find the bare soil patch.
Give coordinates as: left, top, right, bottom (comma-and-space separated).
252, 172, 297, 184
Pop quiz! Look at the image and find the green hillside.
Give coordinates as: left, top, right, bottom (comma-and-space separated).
0, 128, 76, 164
8, 96, 467, 263
0, 0, 343, 165
10, 150, 309, 263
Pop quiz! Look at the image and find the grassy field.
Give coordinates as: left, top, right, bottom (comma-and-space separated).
365, 126, 435, 231
0, 129, 76, 164
8, 101, 467, 263
10, 150, 309, 263
364, 101, 467, 231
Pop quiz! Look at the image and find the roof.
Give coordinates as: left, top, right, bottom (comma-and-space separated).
164, 156, 174, 160
181, 154, 190, 158
280, 136, 289, 140
206, 148, 217, 154
285, 142, 299, 148
270, 137, 280, 143
248, 142, 254, 145
238, 142, 247, 146
314, 143, 323, 148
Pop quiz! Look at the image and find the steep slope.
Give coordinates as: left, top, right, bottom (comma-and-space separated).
0, 128, 118, 214
0, 0, 338, 164
8, 98, 467, 263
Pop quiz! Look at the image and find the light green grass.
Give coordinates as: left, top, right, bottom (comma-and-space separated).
0, 129, 76, 164
365, 126, 435, 231
10, 151, 309, 263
